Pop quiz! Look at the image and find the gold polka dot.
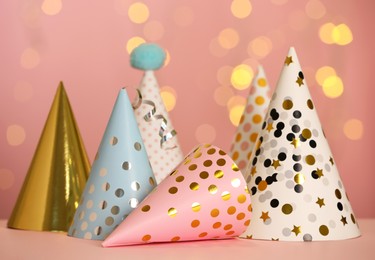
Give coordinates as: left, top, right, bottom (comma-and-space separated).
255, 96, 265, 105
224, 224, 233, 230
199, 171, 209, 179
302, 129, 312, 139
221, 191, 231, 201
194, 152, 202, 158
282, 204, 293, 215
231, 178, 241, 187
149, 177, 155, 186
208, 185, 218, 194
207, 148, 216, 154
282, 99, 293, 110
307, 99, 314, 109
258, 78, 267, 86
142, 234, 151, 242
214, 170, 224, 179
219, 150, 226, 155
319, 225, 329, 236
134, 142, 142, 151
226, 230, 235, 236
237, 212, 245, 220
211, 208, 220, 217
244, 186, 250, 194
169, 187, 178, 194
168, 208, 177, 217
237, 194, 247, 203
203, 160, 213, 167
122, 161, 131, 170
105, 217, 114, 226
335, 189, 342, 199
191, 219, 200, 228
171, 236, 180, 241
142, 205, 151, 212
248, 204, 252, 212
305, 155, 315, 165
176, 176, 184, 182
170, 169, 178, 176
351, 214, 356, 224
232, 151, 239, 160
239, 114, 245, 124
189, 164, 198, 171
111, 206, 120, 215
235, 133, 242, 142
110, 136, 118, 145
213, 222, 222, 229
199, 232, 208, 238
252, 114, 262, 124
190, 182, 199, 191
227, 206, 236, 215
217, 158, 226, 166
258, 180, 267, 191
294, 173, 305, 184
250, 133, 258, 142
192, 202, 201, 212
232, 163, 239, 171
184, 158, 191, 165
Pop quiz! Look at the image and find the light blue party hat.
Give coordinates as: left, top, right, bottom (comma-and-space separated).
68, 88, 156, 240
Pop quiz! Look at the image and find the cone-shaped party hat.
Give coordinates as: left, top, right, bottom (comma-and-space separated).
131, 43, 184, 184
102, 144, 251, 247
230, 66, 271, 172
68, 88, 156, 240
8, 82, 90, 232
240, 47, 360, 241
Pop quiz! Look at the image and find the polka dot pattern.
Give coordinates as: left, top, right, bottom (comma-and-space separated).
134, 71, 184, 184
230, 66, 271, 173
240, 48, 360, 241
102, 144, 251, 247
68, 89, 156, 240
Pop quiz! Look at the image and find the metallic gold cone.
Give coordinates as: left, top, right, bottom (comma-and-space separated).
7, 82, 90, 232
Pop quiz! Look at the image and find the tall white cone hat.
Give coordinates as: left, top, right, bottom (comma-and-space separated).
230, 66, 271, 172
240, 47, 360, 241
68, 88, 156, 240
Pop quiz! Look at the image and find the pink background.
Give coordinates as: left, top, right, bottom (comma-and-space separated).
0, 0, 374, 219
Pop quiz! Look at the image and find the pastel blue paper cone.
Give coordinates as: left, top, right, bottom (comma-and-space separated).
68, 88, 156, 240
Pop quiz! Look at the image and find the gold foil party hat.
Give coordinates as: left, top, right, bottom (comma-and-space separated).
7, 82, 90, 232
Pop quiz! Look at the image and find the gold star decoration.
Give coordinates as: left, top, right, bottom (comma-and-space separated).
316, 197, 325, 208
260, 211, 270, 222
316, 168, 324, 178
291, 225, 301, 236
296, 77, 304, 87
271, 238, 279, 241
284, 56, 293, 66
341, 216, 348, 226
250, 166, 257, 176
329, 157, 335, 165
272, 159, 281, 169
246, 235, 253, 239
290, 137, 300, 148
266, 123, 274, 132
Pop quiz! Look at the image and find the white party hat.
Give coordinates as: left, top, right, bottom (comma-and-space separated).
230, 66, 271, 172
240, 47, 360, 241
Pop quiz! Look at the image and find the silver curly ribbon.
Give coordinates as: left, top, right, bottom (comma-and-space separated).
133, 89, 177, 150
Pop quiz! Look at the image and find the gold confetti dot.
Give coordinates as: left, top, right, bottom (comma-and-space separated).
237, 213, 246, 220
282, 99, 293, 110
192, 202, 201, 212
217, 158, 226, 166
214, 170, 224, 179
190, 182, 199, 191
176, 176, 185, 182
248, 204, 252, 212
169, 187, 178, 194
208, 185, 218, 194
258, 180, 267, 191
171, 236, 180, 242
302, 129, 312, 139
199, 232, 208, 238
237, 194, 247, 203
199, 171, 209, 179
294, 173, 305, 184
203, 160, 213, 167
335, 189, 342, 199
305, 155, 315, 165
224, 224, 233, 230
142, 234, 151, 242
227, 206, 236, 215
184, 158, 191, 165
134, 142, 142, 151
213, 222, 222, 229
189, 164, 197, 171
307, 99, 314, 109
207, 148, 216, 155
168, 208, 177, 218
191, 219, 200, 228
211, 208, 220, 217
252, 114, 262, 124
194, 151, 202, 158
319, 225, 329, 236
142, 205, 151, 212
221, 191, 231, 201
258, 78, 267, 87
255, 96, 265, 105
244, 219, 251, 226
282, 204, 293, 215
105, 217, 114, 226
232, 163, 240, 171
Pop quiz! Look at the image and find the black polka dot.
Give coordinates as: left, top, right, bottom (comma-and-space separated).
262, 122, 267, 130
293, 110, 302, 119
294, 184, 303, 193
292, 154, 301, 161
270, 109, 279, 120
287, 133, 295, 141
337, 202, 343, 211
292, 125, 300, 133
276, 122, 285, 130
299, 134, 307, 142
270, 199, 279, 208
265, 176, 273, 184
278, 152, 287, 161
255, 177, 262, 185
298, 71, 304, 79
293, 163, 302, 172
255, 148, 261, 156
251, 186, 257, 195
264, 159, 272, 167
271, 173, 278, 182
311, 170, 318, 179
274, 130, 282, 138
309, 140, 317, 148
252, 157, 257, 166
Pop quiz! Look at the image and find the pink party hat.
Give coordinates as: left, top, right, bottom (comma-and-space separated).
102, 144, 251, 247
230, 66, 271, 172
131, 43, 184, 184
240, 47, 360, 241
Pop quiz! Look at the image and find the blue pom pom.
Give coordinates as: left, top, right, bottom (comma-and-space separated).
130, 43, 166, 70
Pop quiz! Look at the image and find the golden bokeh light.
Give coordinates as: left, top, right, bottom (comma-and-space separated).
214, 86, 234, 106
218, 28, 240, 49
7, 124, 26, 146
305, 0, 326, 19
173, 6, 194, 27
160, 86, 177, 112
343, 119, 364, 140
41, 0, 62, 16
195, 124, 217, 144
128, 2, 149, 24
227, 95, 246, 110
315, 66, 336, 86
20, 48, 40, 69
332, 24, 353, 45
143, 20, 165, 41
231, 64, 254, 90
248, 36, 273, 58
126, 36, 146, 54
231, 0, 252, 19
229, 105, 245, 126
319, 23, 336, 44
322, 75, 344, 98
